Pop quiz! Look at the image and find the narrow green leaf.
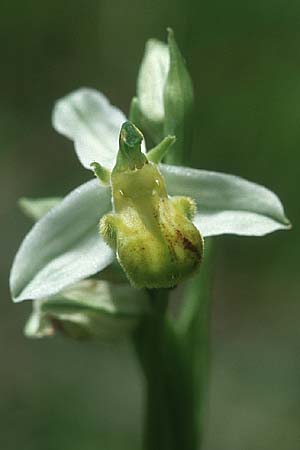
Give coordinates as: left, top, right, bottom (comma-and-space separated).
161, 164, 290, 236
10, 180, 114, 302
19, 197, 61, 221
52, 88, 126, 170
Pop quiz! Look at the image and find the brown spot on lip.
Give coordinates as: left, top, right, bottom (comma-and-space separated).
176, 229, 201, 260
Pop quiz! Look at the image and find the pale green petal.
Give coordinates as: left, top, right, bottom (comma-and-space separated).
19, 197, 61, 221
137, 39, 169, 127
161, 165, 290, 237
10, 180, 113, 302
52, 88, 126, 170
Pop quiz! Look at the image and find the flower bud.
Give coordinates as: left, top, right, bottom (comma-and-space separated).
100, 122, 203, 289
135, 29, 194, 165
25, 279, 149, 340
163, 28, 194, 165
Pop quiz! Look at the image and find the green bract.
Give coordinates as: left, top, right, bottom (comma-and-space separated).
10, 30, 290, 315
134, 28, 194, 165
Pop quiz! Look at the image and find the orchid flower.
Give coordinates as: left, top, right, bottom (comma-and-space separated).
9, 30, 290, 339
10, 84, 289, 301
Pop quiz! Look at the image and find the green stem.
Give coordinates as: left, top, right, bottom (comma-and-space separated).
134, 243, 214, 450
135, 290, 196, 450
176, 240, 214, 446
134, 290, 174, 450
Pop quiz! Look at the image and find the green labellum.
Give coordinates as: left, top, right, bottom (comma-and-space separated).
98, 122, 203, 289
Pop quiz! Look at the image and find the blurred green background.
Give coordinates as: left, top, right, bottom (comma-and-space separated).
1, 1, 299, 449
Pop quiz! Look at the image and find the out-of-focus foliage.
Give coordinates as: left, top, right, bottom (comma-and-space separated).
0, 1, 298, 449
